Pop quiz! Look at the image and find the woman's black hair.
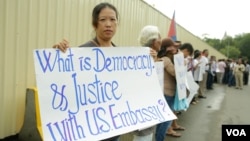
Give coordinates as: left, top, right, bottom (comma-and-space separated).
193, 50, 201, 59
157, 47, 173, 58
157, 49, 165, 58
92, 2, 119, 28
157, 38, 177, 58
179, 43, 194, 56
157, 47, 168, 58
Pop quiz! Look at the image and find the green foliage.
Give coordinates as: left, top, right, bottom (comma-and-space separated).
219, 46, 240, 58
237, 33, 250, 60
204, 38, 222, 50
204, 33, 250, 60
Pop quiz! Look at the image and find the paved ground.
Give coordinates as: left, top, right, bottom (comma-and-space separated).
166, 83, 250, 141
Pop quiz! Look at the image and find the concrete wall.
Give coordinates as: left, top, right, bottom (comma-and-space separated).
0, 0, 225, 139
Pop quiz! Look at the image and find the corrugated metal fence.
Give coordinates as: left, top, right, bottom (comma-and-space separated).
0, 0, 225, 139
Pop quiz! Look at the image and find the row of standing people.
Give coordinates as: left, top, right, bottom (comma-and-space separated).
217, 58, 249, 89
190, 50, 250, 104
197, 55, 249, 91
134, 25, 192, 141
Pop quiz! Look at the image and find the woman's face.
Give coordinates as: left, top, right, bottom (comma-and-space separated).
152, 34, 162, 52
173, 47, 178, 54
198, 54, 202, 59
166, 45, 176, 54
95, 7, 118, 41
182, 49, 190, 58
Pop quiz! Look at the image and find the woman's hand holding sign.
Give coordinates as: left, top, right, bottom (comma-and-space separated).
53, 39, 69, 53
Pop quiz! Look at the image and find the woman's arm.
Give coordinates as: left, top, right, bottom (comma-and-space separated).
162, 57, 175, 76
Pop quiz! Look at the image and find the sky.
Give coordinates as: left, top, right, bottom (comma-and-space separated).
143, 0, 250, 39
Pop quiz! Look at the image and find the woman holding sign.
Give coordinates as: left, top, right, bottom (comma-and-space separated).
132, 25, 162, 141
53, 2, 121, 141
155, 38, 182, 141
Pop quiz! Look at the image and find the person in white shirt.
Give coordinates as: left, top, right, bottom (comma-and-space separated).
207, 56, 216, 89
192, 50, 204, 99
217, 59, 226, 84
198, 49, 209, 98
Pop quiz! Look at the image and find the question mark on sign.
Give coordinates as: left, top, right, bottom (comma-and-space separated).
158, 99, 166, 112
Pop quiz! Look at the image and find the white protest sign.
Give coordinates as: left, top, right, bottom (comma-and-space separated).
155, 61, 164, 92
174, 52, 187, 100
33, 47, 176, 141
186, 71, 199, 105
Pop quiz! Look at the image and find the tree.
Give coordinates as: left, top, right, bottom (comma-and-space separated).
219, 46, 240, 59
237, 33, 250, 60
203, 38, 223, 50
203, 33, 250, 60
